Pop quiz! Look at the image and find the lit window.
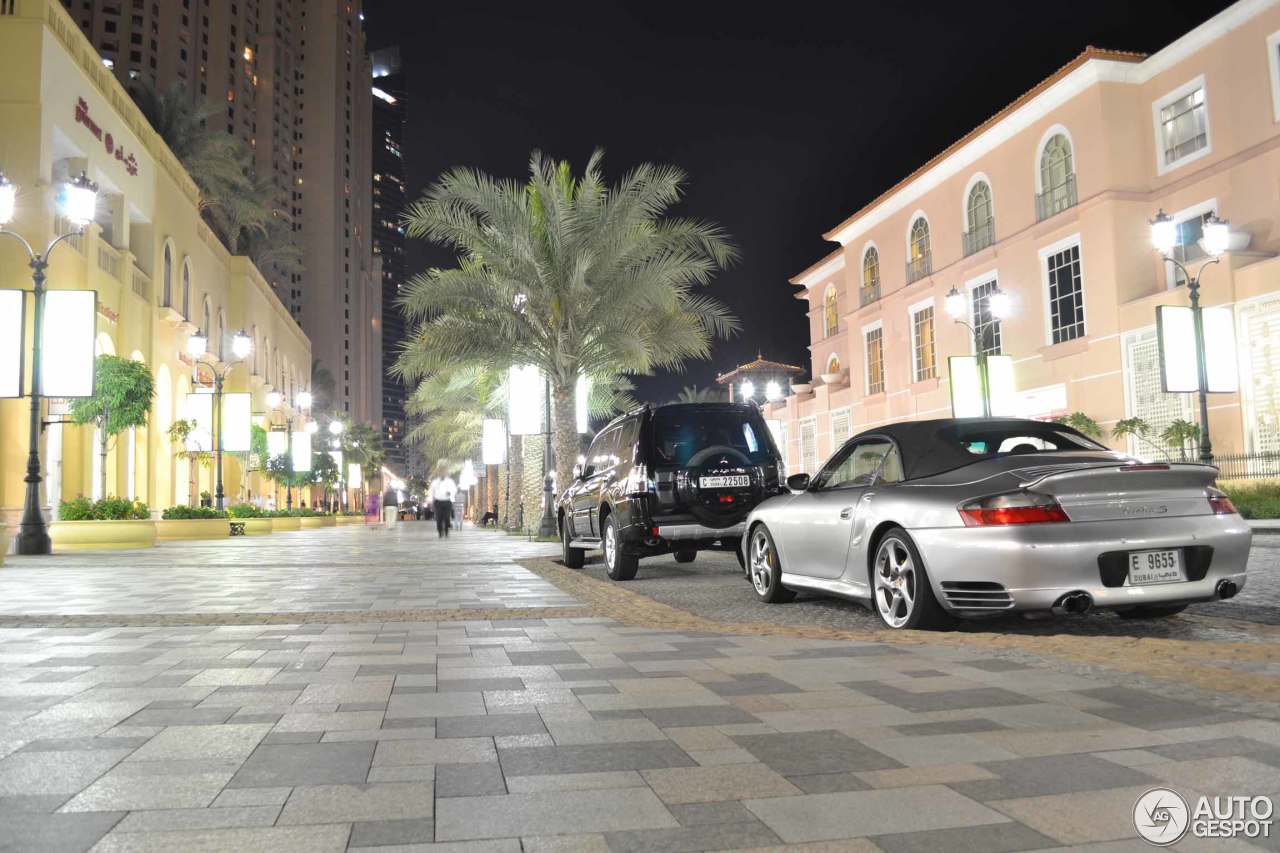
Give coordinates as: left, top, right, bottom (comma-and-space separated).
911, 304, 936, 382
864, 325, 884, 395
1044, 242, 1085, 345
1154, 78, 1210, 171
1037, 134, 1076, 221
861, 247, 880, 306
823, 286, 838, 337
243, 45, 254, 61
970, 279, 1001, 356
907, 217, 931, 283
964, 180, 994, 255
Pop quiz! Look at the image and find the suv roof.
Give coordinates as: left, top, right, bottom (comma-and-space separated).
599, 401, 762, 433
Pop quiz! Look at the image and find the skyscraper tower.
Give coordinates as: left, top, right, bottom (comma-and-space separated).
370, 46, 407, 473
62, 0, 381, 425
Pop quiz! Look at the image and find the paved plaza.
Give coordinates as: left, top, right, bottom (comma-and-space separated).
0, 524, 1276, 851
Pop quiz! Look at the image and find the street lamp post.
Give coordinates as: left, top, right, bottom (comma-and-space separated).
538, 379, 557, 539
266, 389, 311, 510
945, 284, 1010, 418
0, 172, 99, 555
329, 419, 344, 513
187, 329, 252, 511
1149, 210, 1231, 465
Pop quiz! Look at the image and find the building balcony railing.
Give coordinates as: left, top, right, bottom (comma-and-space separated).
860, 282, 881, 307
1035, 174, 1077, 222
905, 254, 932, 284
97, 242, 122, 281
53, 215, 84, 254
131, 266, 152, 303
962, 218, 995, 256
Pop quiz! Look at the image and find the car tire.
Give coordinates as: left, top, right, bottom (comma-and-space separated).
561, 517, 585, 570
870, 527, 949, 630
602, 515, 638, 581
1115, 603, 1189, 619
748, 524, 795, 604
674, 550, 696, 564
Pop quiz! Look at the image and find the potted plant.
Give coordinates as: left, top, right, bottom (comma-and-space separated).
68, 355, 156, 501
50, 495, 156, 551
227, 503, 272, 535
156, 504, 231, 540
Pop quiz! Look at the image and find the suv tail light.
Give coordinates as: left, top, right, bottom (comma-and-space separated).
959, 491, 1070, 526
1207, 488, 1237, 515
625, 463, 654, 497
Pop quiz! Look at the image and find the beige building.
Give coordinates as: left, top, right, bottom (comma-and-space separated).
0, 0, 312, 539
767, 0, 1280, 479
61, 0, 381, 426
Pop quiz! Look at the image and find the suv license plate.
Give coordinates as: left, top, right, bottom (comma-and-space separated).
700, 475, 749, 488
1127, 549, 1184, 585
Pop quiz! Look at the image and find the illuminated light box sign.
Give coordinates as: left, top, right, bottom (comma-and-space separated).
267, 429, 288, 456
221, 393, 252, 452
508, 365, 543, 436
348, 463, 362, 485
482, 418, 506, 465
42, 290, 97, 398
0, 290, 26, 398
948, 355, 1016, 418
1157, 305, 1238, 393
291, 430, 312, 472
184, 393, 214, 452
576, 374, 591, 434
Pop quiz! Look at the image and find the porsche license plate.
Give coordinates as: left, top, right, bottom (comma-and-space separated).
1127, 549, 1184, 585
700, 475, 749, 489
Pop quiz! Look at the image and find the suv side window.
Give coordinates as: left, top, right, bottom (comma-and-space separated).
614, 418, 639, 470
816, 438, 901, 490
590, 426, 621, 472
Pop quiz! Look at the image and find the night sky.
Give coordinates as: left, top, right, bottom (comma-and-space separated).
363, 0, 1235, 405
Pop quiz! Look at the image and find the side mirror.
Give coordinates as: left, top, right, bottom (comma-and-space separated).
786, 473, 810, 492
579, 464, 595, 480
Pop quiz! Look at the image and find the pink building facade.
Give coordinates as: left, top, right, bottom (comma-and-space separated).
766, 0, 1280, 479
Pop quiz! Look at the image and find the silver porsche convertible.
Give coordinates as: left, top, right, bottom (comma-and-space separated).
742, 418, 1251, 629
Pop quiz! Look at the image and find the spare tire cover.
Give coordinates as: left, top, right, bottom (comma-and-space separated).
675, 445, 763, 529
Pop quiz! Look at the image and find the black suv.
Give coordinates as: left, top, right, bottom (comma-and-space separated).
557, 402, 785, 580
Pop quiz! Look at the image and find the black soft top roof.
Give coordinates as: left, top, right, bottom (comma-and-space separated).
849, 417, 1097, 480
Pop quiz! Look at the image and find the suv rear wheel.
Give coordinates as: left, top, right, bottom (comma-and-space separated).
602, 514, 638, 581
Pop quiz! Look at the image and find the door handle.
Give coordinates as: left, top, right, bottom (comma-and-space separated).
840, 507, 854, 520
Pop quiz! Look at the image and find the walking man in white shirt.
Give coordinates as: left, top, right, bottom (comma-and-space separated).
430, 465, 458, 538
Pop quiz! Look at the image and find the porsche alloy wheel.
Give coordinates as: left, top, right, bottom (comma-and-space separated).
750, 525, 795, 604
871, 528, 948, 630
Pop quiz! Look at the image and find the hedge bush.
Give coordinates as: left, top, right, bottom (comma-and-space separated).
1221, 483, 1280, 519
59, 495, 150, 521
226, 504, 263, 519
160, 505, 227, 520
263, 507, 320, 518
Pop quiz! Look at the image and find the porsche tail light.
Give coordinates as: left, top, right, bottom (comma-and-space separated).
959, 491, 1070, 526
1207, 488, 1237, 515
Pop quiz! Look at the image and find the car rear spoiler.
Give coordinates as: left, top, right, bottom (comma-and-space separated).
1017, 462, 1218, 497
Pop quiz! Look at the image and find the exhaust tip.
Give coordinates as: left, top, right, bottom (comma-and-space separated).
1052, 591, 1094, 616
1216, 579, 1239, 600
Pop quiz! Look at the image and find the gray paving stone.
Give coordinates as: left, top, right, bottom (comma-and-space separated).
437, 762, 507, 797
705, 675, 803, 696
956, 659, 1035, 672
873, 820, 1059, 852
0, 794, 71, 813
0, 748, 131, 796
668, 801, 757, 827
123, 707, 235, 726
744, 785, 1009, 842
733, 731, 902, 775
60, 763, 236, 811
854, 681, 1043, 712
229, 741, 375, 787
1075, 686, 1248, 730
507, 651, 587, 666
125, 723, 272, 763
349, 817, 436, 846
436, 714, 546, 739
277, 781, 435, 824
0, 811, 124, 853
889, 719, 1009, 737
17, 737, 150, 753
554, 668, 641, 682
498, 741, 699, 777
437, 677, 526, 692
951, 754, 1157, 802
787, 771, 871, 793
1146, 736, 1280, 766
638, 706, 759, 728
91, 823, 352, 852
113, 805, 281, 832
604, 820, 781, 852
386, 692, 486, 719
435, 788, 678, 840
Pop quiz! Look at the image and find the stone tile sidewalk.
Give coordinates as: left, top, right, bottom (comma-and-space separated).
0, 524, 1275, 851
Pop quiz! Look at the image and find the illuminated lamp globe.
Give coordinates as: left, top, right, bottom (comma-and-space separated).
1149, 210, 1178, 255
266, 390, 282, 409
765, 380, 782, 401
740, 380, 755, 400
187, 330, 209, 358
945, 286, 966, 320
296, 390, 313, 409
231, 329, 252, 360
329, 420, 344, 436
0, 174, 15, 226
63, 172, 98, 228
986, 287, 1012, 321
305, 421, 319, 434
1202, 215, 1230, 257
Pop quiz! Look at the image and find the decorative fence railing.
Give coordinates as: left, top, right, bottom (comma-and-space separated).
1213, 452, 1280, 481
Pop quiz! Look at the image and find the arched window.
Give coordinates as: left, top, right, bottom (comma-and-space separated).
861, 246, 880, 306
907, 217, 931, 282
251, 326, 259, 374
181, 262, 192, 318
216, 309, 227, 359
162, 244, 173, 307
1037, 133, 1077, 220
823, 286, 839, 337
965, 181, 994, 255
825, 354, 841, 374
201, 297, 211, 340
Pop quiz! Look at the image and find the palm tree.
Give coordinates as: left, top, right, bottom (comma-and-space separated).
1055, 412, 1103, 438
672, 384, 725, 404
1112, 417, 1172, 460
1162, 419, 1201, 461
396, 150, 739, 490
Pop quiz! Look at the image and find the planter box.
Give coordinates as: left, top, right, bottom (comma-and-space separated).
270, 517, 302, 532
240, 518, 273, 536
50, 519, 158, 551
300, 516, 337, 529
335, 515, 365, 526
155, 518, 231, 541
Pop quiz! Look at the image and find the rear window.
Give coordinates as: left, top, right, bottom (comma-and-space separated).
952, 425, 1105, 457
652, 409, 775, 467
